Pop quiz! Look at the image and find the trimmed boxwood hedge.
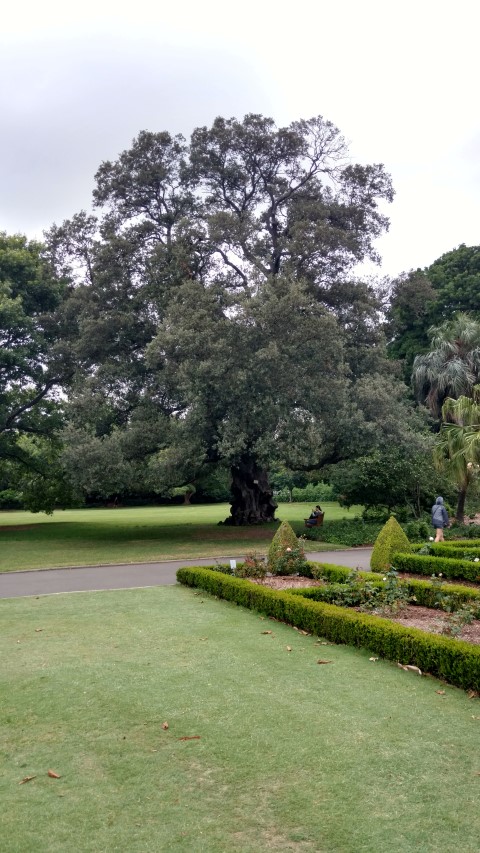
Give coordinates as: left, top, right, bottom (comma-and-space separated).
430, 543, 480, 560
392, 551, 480, 583
177, 566, 480, 691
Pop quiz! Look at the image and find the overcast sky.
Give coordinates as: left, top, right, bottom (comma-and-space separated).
1, 0, 479, 278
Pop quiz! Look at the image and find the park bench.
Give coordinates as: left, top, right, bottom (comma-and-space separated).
304, 512, 324, 528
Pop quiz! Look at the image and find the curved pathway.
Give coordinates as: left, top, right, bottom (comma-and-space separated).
0, 548, 372, 599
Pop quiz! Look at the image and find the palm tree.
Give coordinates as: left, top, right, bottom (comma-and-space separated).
413, 314, 480, 418
434, 389, 480, 522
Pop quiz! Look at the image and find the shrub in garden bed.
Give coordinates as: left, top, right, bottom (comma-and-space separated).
371, 517, 412, 572
267, 520, 309, 575
177, 566, 480, 691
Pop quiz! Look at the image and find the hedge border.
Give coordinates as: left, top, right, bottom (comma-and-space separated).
430, 543, 480, 560
304, 563, 480, 609
177, 566, 480, 691
392, 551, 480, 583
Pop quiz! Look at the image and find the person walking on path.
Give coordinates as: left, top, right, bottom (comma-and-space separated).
431, 496, 449, 542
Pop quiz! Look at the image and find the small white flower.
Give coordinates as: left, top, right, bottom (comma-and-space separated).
439, 573, 443, 577
474, 558, 479, 563
383, 577, 387, 581
429, 537, 434, 541
286, 547, 292, 552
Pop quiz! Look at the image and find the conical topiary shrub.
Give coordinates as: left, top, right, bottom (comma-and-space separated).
370, 516, 412, 572
267, 520, 309, 576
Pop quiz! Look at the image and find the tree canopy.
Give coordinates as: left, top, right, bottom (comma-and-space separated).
0, 233, 74, 510
40, 112, 437, 523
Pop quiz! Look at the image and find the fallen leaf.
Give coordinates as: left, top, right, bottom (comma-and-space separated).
19, 775, 36, 784
317, 659, 333, 665
261, 630, 272, 635
436, 690, 446, 695
177, 736, 201, 741
299, 630, 309, 636
468, 690, 479, 699
369, 657, 378, 662
472, 715, 480, 720
286, 646, 292, 652
47, 770, 61, 779
162, 722, 169, 730
199, 637, 208, 641
397, 663, 422, 675
35, 628, 43, 633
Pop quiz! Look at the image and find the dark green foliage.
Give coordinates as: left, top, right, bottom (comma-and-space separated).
302, 518, 383, 546
404, 520, 430, 541
329, 443, 441, 517
445, 525, 480, 539
177, 567, 480, 691
386, 246, 480, 379
0, 233, 74, 511
392, 552, 480, 583
371, 517, 412, 572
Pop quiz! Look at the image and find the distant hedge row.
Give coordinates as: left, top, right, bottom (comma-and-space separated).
177, 566, 480, 692
392, 552, 480, 583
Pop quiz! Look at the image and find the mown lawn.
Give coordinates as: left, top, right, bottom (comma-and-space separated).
0, 503, 361, 572
1, 584, 479, 852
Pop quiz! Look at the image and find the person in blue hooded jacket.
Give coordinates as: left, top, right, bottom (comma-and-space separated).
431, 496, 449, 542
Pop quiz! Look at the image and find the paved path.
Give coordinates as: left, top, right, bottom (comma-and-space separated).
0, 549, 372, 599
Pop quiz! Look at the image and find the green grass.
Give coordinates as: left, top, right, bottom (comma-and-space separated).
0, 503, 361, 572
1, 585, 480, 852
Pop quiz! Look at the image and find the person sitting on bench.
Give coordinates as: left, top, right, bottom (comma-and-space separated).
305, 505, 323, 527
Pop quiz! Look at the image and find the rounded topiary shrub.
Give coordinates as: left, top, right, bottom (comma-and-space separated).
267, 520, 309, 575
370, 516, 412, 572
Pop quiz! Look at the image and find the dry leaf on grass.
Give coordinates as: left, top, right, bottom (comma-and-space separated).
369, 657, 378, 662
162, 722, 169, 730
261, 630, 272, 635
19, 775, 36, 784
35, 629, 43, 633
317, 659, 333, 665
397, 663, 422, 675
436, 690, 446, 695
286, 646, 292, 652
47, 770, 61, 779
468, 690, 479, 699
177, 736, 201, 741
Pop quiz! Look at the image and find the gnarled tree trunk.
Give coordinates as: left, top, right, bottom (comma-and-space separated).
223, 458, 277, 525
